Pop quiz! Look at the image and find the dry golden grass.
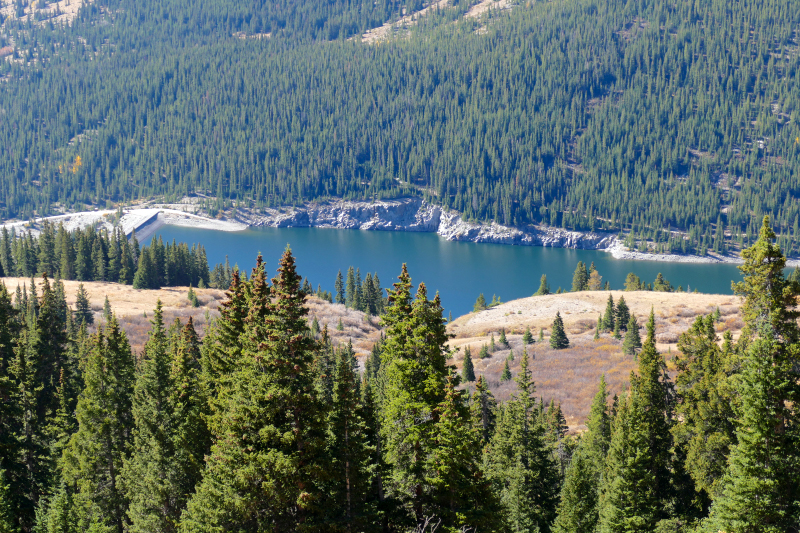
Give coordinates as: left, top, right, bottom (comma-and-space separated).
2, 277, 381, 358
448, 290, 744, 428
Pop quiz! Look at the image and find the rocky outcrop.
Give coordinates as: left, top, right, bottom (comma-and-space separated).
239, 197, 619, 250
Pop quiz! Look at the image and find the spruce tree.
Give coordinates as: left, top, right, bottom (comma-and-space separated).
462, 346, 475, 383
103, 296, 112, 321
62, 318, 135, 533
597, 392, 659, 533
132, 249, 158, 290
0, 283, 21, 529
473, 293, 487, 312
522, 326, 533, 344
187, 285, 199, 307
183, 249, 328, 531
429, 376, 501, 531
324, 343, 373, 531
345, 266, 356, 308
334, 269, 345, 304
479, 344, 489, 358
615, 296, 630, 331
500, 359, 511, 382
600, 309, 675, 531
168, 318, 209, 522
535, 274, 551, 296
485, 349, 559, 532
572, 261, 588, 292
371, 274, 384, 315
612, 320, 621, 340
378, 265, 452, 525
470, 375, 496, 447
622, 314, 642, 356
602, 294, 615, 332
553, 376, 610, 532
584, 375, 611, 463
552, 446, 599, 533
122, 301, 185, 533
74, 283, 93, 325
673, 316, 735, 505
499, 328, 508, 347
703, 216, 800, 532
550, 312, 569, 349
200, 268, 250, 423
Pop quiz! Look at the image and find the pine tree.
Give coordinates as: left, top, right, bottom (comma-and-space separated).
539, 328, 544, 342
500, 359, 511, 382
490, 333, 496, 352
522, 326, 533, 344
335, 270, 345, 304
612, 320, 621, 340
550, 312, 569, 349
183, 249, 328, 531
703, 216, 800, 532
74, 283, 93, 325
462, 346, 475, 383
485, 349, 559, 532
499, 328, 508, 347
622, 314, 642, 356
535, 274, 551, 296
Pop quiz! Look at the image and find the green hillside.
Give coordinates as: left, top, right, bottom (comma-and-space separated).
1, 0, 799, 252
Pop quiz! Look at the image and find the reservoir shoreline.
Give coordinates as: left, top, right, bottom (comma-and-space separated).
2, 197, 795, 267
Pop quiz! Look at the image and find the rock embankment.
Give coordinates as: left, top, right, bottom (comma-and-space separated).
240, 198, 618, 250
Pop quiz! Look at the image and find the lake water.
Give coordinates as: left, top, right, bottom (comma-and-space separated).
153, 226, 747, 317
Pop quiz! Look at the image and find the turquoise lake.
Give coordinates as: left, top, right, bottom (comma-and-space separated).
153, 226, 747, 317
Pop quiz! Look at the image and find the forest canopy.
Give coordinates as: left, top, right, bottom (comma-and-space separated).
0, 0, 798, 252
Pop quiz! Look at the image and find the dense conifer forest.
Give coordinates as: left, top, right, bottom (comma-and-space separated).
0, 221, 212, 289
0, 217, 798, 532
0, 0, 799, 252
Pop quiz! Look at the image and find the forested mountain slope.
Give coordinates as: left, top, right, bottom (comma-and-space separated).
0, 0, 799, 251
